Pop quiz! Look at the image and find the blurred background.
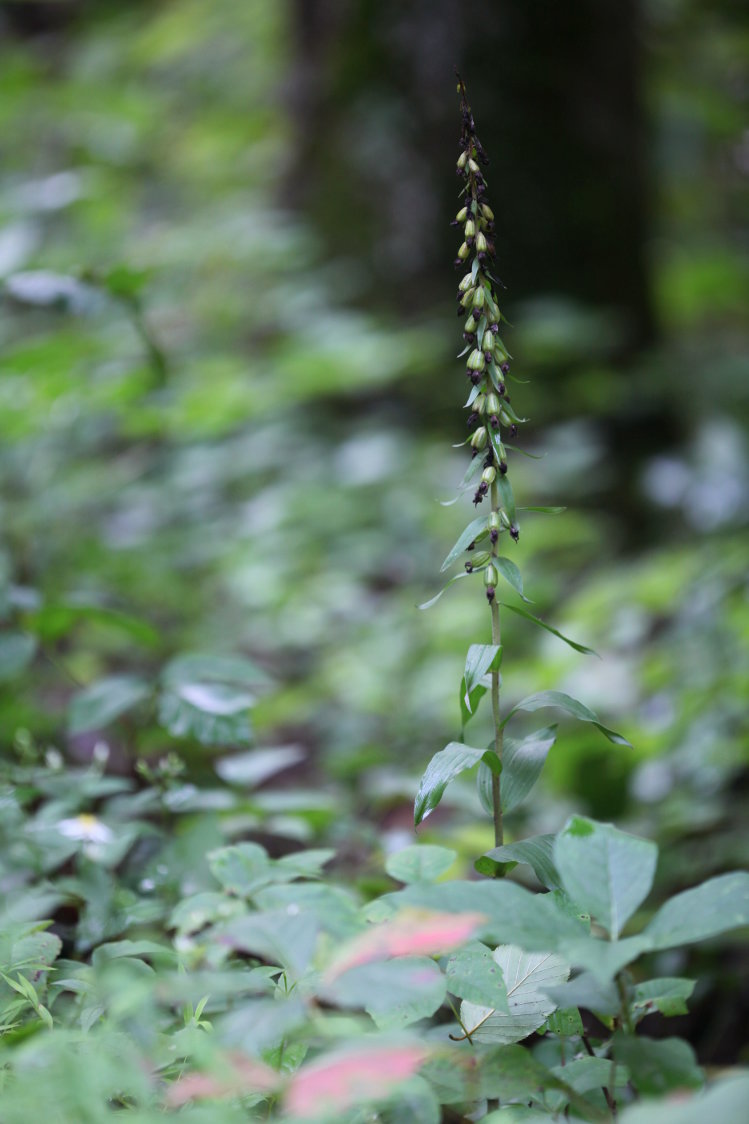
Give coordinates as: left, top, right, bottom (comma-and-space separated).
0, 0, 747, 1064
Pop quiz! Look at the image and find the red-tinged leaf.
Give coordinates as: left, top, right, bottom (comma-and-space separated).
326, 909, 485, 980
285, 1044, 428, 1119
165, 1053, 280, 1106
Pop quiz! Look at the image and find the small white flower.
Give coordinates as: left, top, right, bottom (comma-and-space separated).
56, 814, 114, 844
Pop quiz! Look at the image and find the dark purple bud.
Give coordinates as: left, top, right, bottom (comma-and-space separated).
509, 424, 518, 438
466, 411, 479, 427
463, 332, 475, 343
490, 528, 499, 544
490, 323, 499, 334
486, 585, 496, 603
510, 524, 520, 542
483, 453, 493, 468
478, 481, 488, 496
472, 490, 484, 506
470, 372, 481, 385
497, 382, 506, 396
489, 414, 499, 429
467, 540, 476, 551
500, 361, 510, 375
464, 562, 473, 573
457, 306, 466, 317
499, 460, 508, 474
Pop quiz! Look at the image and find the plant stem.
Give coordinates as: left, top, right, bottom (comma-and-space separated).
490, 479, 503, 848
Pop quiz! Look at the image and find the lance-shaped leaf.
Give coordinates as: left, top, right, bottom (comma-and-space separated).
499, 605, 598, 656
463, 644, 502, 715
502, 690, 630, 745
612, 1034, 703, 1097
495, 556, 531, 601
460, 946, 568, 1045
418, 571, 473, 611
69, 675, 151, 736
632, 977, 695, 1019
555, 817, 657, 939
440, 516, 488, 572
478, 727, 557, 815
519, 505, 567, 514
495, 474, 516, 521
642, 872, 749, 950
415, 742, 499, 826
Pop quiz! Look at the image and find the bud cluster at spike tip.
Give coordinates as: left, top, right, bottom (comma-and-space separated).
453, 77, 521, 595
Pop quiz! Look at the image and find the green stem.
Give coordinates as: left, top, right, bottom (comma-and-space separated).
489, 479, 503, 848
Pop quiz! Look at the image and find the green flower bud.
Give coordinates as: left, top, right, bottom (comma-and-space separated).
482, 466, 496, 485
476, 231, 488, 253
470, 551, 490, 569
458, 273, 473, 293
484, 564, 499, 588
468, 158, 481, 175
456, 206, 468, 223
486, 393, 500, 416
499, 510, 512, 529
499, 408, 513, 426
494, 346, 509, 363
457, 242, 470, 261
464, 315, 478, 332
467, 349, 485, 371
457, 152, 468, 170
481, 203, 495, 221
472, 287, 485, 309
474, 393, 487, 414
470, 427, 488, 450
489, 511, 501, 532
460, 288, 475, 308
464, 219, 475, 238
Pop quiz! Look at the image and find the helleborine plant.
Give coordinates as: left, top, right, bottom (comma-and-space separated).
414, 77, 630, 853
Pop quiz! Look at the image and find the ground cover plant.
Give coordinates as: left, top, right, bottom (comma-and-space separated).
0, 8, 748, 1123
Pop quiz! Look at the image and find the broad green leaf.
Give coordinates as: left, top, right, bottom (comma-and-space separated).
414, 742, 499, 826
418, 571, 472, 610
440, 516, 488, 572
215, 744, 305, 786
460, 946, 568, 1044
0, 632, 36, 682
478, 834, 560, 890
612, 1034, 703, 1096
169, 892, 246, 937
162, 651, 269, 689
632, 977, 695, 1019
495, 556, 531, 601
254, 883, 360, 941
68, 675, 151, 736
542, 972, 619, 1018
322, 957, 446, 1029
550, 1055, 626, 1096
503, 690, 630, 745
391, 878, 588, 952
444, 942, 509, 1011
643, 872, 749, 950
386, 845, 456, 884
463, 644, 502, 714
500, 605, 598, 655
478, 727, 557, 815
558, 935, 654, 983
615, 1073, 749, 1124
555, 817, 657, 938
158, 681, 254, 746
216, 909, 318, 975
10, 931, 62, 974
545, 1006, 583, 1036
28, 600, 159, 647
208, 843, 272, 897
